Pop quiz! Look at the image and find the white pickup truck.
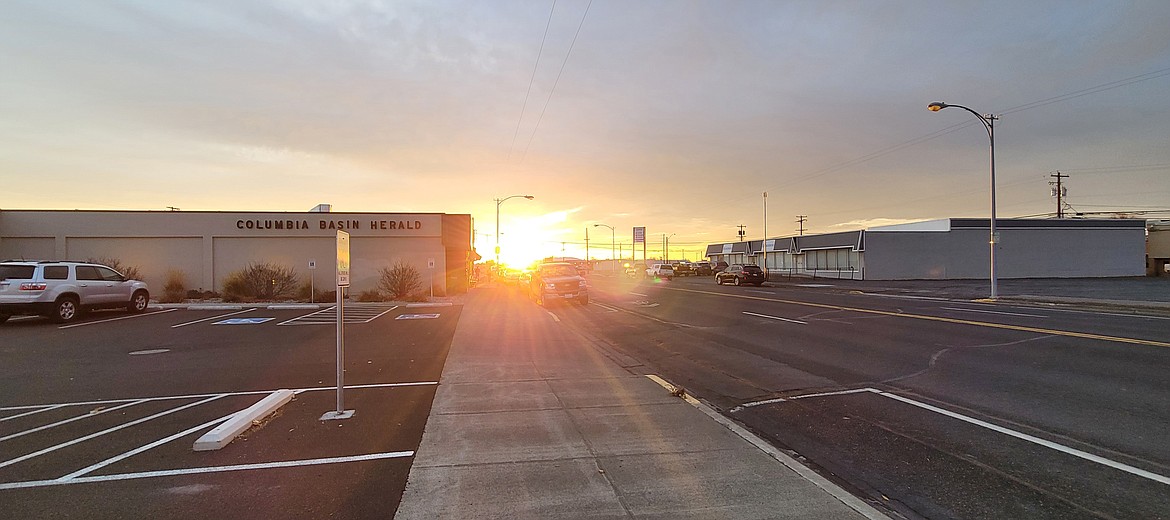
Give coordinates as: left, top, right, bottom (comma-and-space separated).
645, 263, 674, 280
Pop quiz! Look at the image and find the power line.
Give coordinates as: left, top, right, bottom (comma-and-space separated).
521, 0, 592, 161
508, 0, 557, 160
1000, 67, 1170, 116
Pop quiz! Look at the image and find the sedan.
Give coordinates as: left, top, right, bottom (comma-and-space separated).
714, 264, 765, 286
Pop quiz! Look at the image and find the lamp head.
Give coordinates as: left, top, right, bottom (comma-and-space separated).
523, 195, 534, 200
927, 102, 948, 112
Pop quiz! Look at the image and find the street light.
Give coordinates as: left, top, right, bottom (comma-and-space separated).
928, 101, 999, 299
494, 195, 534, 269
594, 224, 616, 272
664, 233, 676, 263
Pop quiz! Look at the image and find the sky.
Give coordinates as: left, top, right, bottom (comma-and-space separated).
3, 0, 1169, 267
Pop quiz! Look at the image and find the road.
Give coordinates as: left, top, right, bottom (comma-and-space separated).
543, 274, 1170, 519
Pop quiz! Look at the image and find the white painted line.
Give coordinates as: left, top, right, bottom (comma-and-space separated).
61, 413, 236, 480
212, 317, 274, 325
629, 292, 649, 297
1, 452, 414, 491
371, 305, 400, 320
747, 290, 773, 295
874, 390, 1170, 486
545, 310, 561, 322
796, 284, 835, 288
940, 307, 1047, 318
128, 349, 171, 356
742, 311, 807, 325
736, 386, 1170, 487
591, 302, 622, 313
731, 388, 873, 412
1019, 306, 1170, 321
0, 405, 66, 423
406, 302, 453, 307
193, 390, 294, 451
58, 309, 177, 329
266, 304, 320, 310
395, 313, 440, 320
0, 382, 439, 411
1, 399, 147, 442
0, 395, 226, 469
171, 308, 255, 328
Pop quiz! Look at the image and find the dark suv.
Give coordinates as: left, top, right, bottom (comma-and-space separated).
692, 261, 713, 276
0, 260, 150, 323
714, 264, 766, 286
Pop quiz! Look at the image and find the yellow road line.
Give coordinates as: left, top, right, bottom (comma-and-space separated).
670, 287, 1170, 348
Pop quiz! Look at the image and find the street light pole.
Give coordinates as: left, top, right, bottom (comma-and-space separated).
928, 101, 999, 299
594, 224, 615, 272
494, 194, 535, 270
665, 233, 676, 264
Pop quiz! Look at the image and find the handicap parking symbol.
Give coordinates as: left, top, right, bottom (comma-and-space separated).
213, 317, 275, 325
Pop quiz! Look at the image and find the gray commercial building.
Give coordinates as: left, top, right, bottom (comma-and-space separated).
706, 218, 1147, 280
0, 209, 474, 296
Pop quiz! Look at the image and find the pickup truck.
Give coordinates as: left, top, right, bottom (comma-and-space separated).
646, 263, 674, 280
671, 262, 694, 276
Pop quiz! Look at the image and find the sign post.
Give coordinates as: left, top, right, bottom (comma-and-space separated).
321, 231, 354, 421
308, 259, 316, 303
633, 227, 646, 273
427, 257, 435, 299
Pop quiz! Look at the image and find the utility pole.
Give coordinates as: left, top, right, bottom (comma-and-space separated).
585, 227, 590, 261
796, 215, 807, 236
737, 225, 746, 241
1049, 171, 1069, 219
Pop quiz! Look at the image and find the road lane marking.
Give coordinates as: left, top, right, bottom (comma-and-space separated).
668, 287, 1170, 348
58, 309, 177, 329
545, 310, 561, 322
1, 452, 414, 490
59, 413, 237, 480
171, 308, 255, 328
742, 311, 807, 325
629, 292, 649, 297
939, 307, 1048, 318
734, 387, 1170, 486
591, 302, 622, 312
731, 388, 873, 411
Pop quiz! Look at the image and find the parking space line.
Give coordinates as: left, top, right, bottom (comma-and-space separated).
171, 308, 256, 328
0, 395, 226, 469
58, 309, 177, 329
1, 399, 148, 442
0, 404, 66, 423
60, 413, 236, 481
1, 382, 440, 411
1, 452, 414, 491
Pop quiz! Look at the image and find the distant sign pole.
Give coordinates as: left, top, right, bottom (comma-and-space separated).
322, 230, 353, 421
308, 259, 317, 303
634, 227, 646, 269
428, 257, 435, 300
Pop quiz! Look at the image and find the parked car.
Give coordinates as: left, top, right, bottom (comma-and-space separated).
0, 260, 151, 323
715, 264, 766, 286
529, 262, 589, 306
646, 263, 674, 280
692, 261, 714, 276
712, 260, 730, 274
672, 262, 694, 276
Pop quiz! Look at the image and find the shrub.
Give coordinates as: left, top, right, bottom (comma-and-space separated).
221, 262, 300, 302
379, 261, 422, 300
89, 257, 143, 281
162, 270, 186, 303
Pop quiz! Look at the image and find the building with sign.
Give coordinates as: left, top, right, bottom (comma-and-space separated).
0, 209, 473, 296
705, 218, 1147, 280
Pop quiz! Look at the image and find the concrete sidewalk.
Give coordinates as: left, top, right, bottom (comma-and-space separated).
396, 288, 886, 519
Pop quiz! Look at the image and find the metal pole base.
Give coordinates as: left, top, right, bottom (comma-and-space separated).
319, 410, 355, 421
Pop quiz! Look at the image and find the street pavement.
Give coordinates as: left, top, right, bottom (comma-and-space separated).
396, 285, 887, 519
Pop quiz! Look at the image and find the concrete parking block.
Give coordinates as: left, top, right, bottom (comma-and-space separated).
192, 389, 294, 451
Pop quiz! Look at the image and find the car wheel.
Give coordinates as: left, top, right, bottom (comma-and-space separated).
128, 290, 150, 313
579, 294, 590, 305
733, 277, 741, 286
51, 296, 79, 323
715, 277, 722, 285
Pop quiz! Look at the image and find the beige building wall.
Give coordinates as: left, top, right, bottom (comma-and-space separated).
0, 210, 472, 296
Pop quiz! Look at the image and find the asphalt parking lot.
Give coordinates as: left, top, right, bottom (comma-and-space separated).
0, 303, 460, 519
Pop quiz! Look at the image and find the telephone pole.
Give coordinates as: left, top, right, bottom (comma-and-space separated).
737, 225, 746, 241
796, 215, 807, 236
1049, 171, 1069, 218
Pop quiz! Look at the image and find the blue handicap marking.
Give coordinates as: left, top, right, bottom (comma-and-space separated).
213, 317, 275, 325
395, 314, 441, 320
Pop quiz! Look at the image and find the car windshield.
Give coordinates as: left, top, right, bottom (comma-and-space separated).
542, 265, 577, 277
0, 265, 35, 280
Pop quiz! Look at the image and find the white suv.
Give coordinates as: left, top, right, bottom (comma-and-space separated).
0, 261, 150, 324
646, 263, 674, 280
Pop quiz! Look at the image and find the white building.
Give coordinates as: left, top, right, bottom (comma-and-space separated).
0, 209, 474, 295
